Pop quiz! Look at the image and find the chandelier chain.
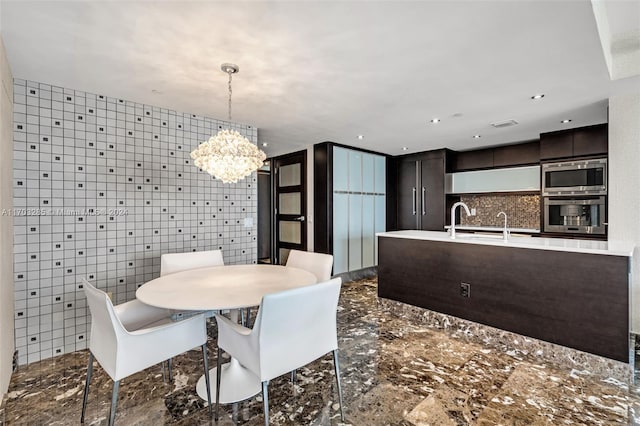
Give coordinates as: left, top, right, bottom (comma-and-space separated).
228, 71, 233, 121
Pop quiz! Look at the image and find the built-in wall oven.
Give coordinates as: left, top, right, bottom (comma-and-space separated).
543, 196, 606, 235
542, 158, 606, 196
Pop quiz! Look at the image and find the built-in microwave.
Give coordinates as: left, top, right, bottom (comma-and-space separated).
541, 158, 606, 196
543, 196, 606, 235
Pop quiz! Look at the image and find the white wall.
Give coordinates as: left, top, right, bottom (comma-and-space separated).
12, 79, 258, 365
0, 35, 15, 395
608, 93, 640, 332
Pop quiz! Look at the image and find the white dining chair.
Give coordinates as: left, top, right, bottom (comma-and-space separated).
160, 249, 227, 320
285, 249, 333, 282
160, 249, 224, 276
214, 277, 344, 425
80, 279, 212, 426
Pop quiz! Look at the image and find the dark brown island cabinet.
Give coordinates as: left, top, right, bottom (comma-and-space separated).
377, 233, 631, 362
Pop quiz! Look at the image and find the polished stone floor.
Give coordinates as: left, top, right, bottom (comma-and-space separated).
2, 277, 640, 425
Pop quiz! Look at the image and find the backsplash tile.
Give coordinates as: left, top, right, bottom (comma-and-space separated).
12, 79, 258, 365
460, 193, 540, 230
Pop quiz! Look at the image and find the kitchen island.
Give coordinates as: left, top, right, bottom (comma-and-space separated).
377, 230, 634, 362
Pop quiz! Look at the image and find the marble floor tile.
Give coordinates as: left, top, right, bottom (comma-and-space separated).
2, 277, 638, 425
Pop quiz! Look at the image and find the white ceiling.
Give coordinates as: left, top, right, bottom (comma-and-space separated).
1, 0, 639, 157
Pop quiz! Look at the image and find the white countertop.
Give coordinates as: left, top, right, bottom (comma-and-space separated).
443, 225, 540, 234
377, 230, 635, 257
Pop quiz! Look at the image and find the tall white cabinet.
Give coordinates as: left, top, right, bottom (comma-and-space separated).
332, 146, 386, 274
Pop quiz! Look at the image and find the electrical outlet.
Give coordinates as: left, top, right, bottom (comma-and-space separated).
460, 282, 470, 298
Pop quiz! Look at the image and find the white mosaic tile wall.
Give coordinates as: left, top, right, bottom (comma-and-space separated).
11, 79, 258, 365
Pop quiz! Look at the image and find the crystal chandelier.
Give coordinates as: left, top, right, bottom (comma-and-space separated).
190, 63, 266, 184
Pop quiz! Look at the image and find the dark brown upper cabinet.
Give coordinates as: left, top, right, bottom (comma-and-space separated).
452, 141, 540, 172
573, 124, 608, 157
493, 141, 540, 168
453, 148, 493, 171
540, 124, 607, 161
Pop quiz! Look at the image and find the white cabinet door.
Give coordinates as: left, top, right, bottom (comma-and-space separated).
362, 195, 375, 268
333, 193, 349, 275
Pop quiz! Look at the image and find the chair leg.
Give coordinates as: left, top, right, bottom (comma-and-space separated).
80, 352, 94, 423
290, 369, 296, 383
215, 346, 222, 422
109, 380, 120, 426
245, 307, 251, 327
333, 349, 345, 421
168, 357, 173, 382
262, 380, 269, 426
202, 344, 212, 418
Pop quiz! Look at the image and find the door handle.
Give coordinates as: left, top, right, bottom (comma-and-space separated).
412, 187, 417, 215
293, 216, 305, 222
422, 187, 426, 215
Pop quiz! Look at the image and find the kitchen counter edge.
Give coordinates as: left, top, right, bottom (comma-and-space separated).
377, 230, 634, 257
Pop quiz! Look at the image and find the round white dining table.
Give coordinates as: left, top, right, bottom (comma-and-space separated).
136, 264, 317, 404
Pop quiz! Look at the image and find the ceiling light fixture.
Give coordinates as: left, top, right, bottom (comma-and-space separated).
190, 63, 266, 184
531, 94, 545, 100
561, 119, 572, 124
472, 135, 481, 139
430, 118, 441, 123
262, 142, 268, 147
402, 147, 409, 151
357, 135, 364, 140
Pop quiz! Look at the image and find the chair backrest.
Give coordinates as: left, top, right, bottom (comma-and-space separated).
82, 278, 127, 379
285, 250, 333, 282
251, 277, 342, 381
160, 249, 224, 276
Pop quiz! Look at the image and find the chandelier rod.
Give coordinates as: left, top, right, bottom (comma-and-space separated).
227, 70, 232, 121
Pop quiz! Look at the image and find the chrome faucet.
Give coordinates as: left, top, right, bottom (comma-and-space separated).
450, 202, 471, 239
497, 211, 509, 242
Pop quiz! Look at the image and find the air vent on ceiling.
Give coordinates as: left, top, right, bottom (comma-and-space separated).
491, 119, 519, 128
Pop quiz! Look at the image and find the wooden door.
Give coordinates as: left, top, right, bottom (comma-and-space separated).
273, 150, 307, 265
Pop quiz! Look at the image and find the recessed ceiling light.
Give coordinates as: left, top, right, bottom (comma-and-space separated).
472, 135, 481, 139
402, 147, 409, 151
531, 94, 545, 100
430, 118, 441, 123
357, 135, 364, 140
262, 142, 268, 147
560, 119, 572, 124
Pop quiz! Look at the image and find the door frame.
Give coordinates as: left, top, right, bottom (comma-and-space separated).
272, 150, 307, 265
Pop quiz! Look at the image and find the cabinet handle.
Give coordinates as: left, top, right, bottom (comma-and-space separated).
412, 187, 417, 215
422, 187, 426, 215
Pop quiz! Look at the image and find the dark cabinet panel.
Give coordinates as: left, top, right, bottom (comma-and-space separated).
573, 124, 608, 157
378, 236, 629, 362
453, 148, 493, 171
540, 124, 608, 160
397, 160, 419, 230
420, 157, 445, 230
540, 130, 573, 160
493, 141, 540, 167
396, 150, 447, 231
453, 141, 540, 171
